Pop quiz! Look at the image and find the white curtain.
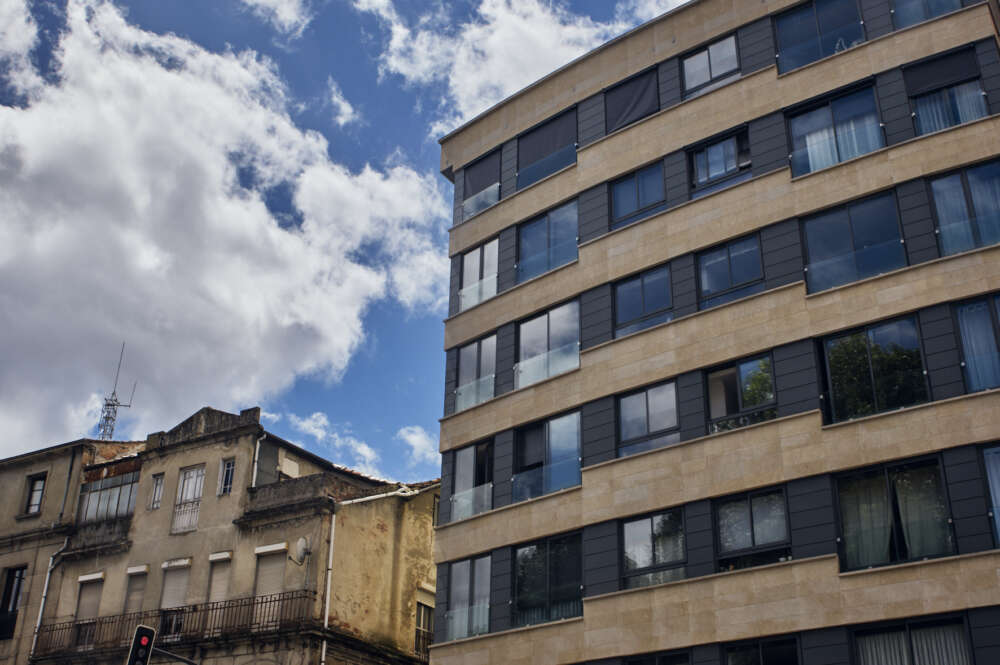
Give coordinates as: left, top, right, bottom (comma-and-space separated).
953, 81, 988, 125
915, 90, 952, 135
836, 113, 882, 162
857, 630, 910, 665
892, 465, 953, 559
911, 624, 971, 665
931, 175, 975, 255
957, 300, 1000, 392
839, 474, 891, 569
805, 126, 838, 172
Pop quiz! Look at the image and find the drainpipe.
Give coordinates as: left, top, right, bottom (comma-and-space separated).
30, 536, 69, 659
251, 431, 265, 488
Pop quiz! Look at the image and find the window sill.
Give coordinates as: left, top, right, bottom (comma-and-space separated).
448, 162, 577, 233
435, 484, 581, 532
429, 614, 582, 650
821, 386, 1000, 431
838, 547, 1000, 577
14, 512, 40, 522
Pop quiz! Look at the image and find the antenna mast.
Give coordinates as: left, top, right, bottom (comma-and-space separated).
97, 342, 137, 440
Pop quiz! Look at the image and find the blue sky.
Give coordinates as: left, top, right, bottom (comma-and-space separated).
0, 0, 681, 481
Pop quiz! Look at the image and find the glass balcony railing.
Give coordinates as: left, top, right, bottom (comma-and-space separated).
938, 213, 1000, 257
450, 482, 493, 521
805, 238, 907, 293
511, 456, 581, 503
458, 274, 497, 311
455, 374, 495, 412
514, 341, 579, 390
516, 237, 578, 284
462, 183, 500, 219
516, 144, 577, 190
445, 604, 490, 641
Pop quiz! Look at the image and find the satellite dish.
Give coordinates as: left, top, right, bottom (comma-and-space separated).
291, 537, 311, 565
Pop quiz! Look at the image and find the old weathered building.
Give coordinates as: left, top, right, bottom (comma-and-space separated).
433, 0, 1000, 663
0, 406, 438, 665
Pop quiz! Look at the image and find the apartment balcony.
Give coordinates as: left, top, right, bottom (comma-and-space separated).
63, 516, 132, 559
236, 474, 340, 527
32, 591, 316, 659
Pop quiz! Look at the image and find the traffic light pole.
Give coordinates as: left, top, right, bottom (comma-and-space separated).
152, 647, 199, 665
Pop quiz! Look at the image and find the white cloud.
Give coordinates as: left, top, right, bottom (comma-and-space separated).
239, 0, 313, 38
327, 78, 360, 128
288, 411, 387, 479
396, 425, 438, 467
0, 0, 42, 96
0, 0, 449, 455
260, 410, 282, 424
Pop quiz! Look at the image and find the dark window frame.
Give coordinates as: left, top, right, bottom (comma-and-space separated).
218, 459, 235, 496
833, 453, 957, 573
890, 0, 964, 30
460, 238, 500, 302
450, 439, 494, 521
614, 263, 673, 338
714, 486, 792, 572
23, 473, 46, 516
150, 473, 164, 510
511, 531, 583, 628
723, 635, 802, 665
706, 353, 778, 434
462, 149, 501, 201
456, 334, 497, 411
849, 612, 974, 665
515, 202, 579, 284
688, 129, 752, 199
616, 379, 681, 458
681, 33, 741, 98
0, 566, 25, 641
511, 409, 582, 503
773, 0, 867, 75
696, 233, 766, 310
609, 160, 668, 230
514, 299, 580, 389
619, 507, 687, 589
927, 159, 1000, 256
909, 78, 987, 137
952, 294, 1000, 395
981, 443, 1000, 548
604, 66, 661, 134
515, 108, 579, 190
446, 554, 491, 640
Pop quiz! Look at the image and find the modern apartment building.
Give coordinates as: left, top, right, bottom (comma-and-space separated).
0, 406, 439, 665
432, 1, 1000, 664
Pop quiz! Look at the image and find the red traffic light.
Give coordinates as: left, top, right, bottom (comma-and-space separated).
140, 636, 149, 646
127, 625, 157, 665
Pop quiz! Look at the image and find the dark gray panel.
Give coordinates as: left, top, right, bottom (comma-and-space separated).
918, 305, 966, 401
969, 605, 1000, 665
492, 429, 514, 510
685, 499, 716, 578
896, 179, 940, 264
774, 339, 821, 417
737, 17, 775, 75
671, 254, 698, 318
749, 112, 789, 176
434, 562, 450, 643
663, 151, 689, 209
490, 547, 511, 633
579, 183, 610, 243
497, 225, 518, 293
658, 57, 682, 110
943, 446, 995, 554
788, 475, 837, 559
875, 69, 915, 146
583, 521, 620, 597
578, 93, 606, 148
859, 0, 892, 41
582, 396, 616, 468
692, 644, 722, 665
677, 370, 707, 442
500, 139, 518, 200
448, 254, 462, 318
581, 284, 613, 350
762, 219, 804, 290
452, 167, 465, 227
801, 626, 851, 665
976, 38, 1000, 116
439, 451, 454, 525
495, 322, 517, 397
444, 348, 458, 417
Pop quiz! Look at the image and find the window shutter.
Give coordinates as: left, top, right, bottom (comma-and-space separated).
208, 561, 231, 603
463, 151, 501, 198
254, 553, 285, 597
903, 49, 979, 96
160, 568, 190, 609
76, 581, 102, 620
124, 574, 146, 614
605, 69, 659, 133
517, 110, 577, 169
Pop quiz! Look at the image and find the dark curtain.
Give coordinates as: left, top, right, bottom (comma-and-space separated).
606, 69, 659, 133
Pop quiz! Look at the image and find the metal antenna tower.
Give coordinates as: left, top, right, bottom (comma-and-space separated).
97, 342, 137, 440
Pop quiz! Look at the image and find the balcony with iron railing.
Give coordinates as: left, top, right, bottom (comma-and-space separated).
414, 627, 432, 661
170, 499, 201, 534
33, 591, 316, 658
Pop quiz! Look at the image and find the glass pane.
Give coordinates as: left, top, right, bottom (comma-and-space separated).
856, 630, 909, 665
652, 510, 685, 565
890, 463, 954, 559
816, 0, 864, 59
514, 545, 546, 626
480, 335, 496, 379
684, 50, 711, 90
739, 357, 774, 409
729, 236, 763, 286
911, 623, 971, 665
548, 535, 582, 620
967, 160, 1000, 248
776, 4, 821, 73
956, 300, 1000, 391
462, 249, 480, 290
699, 246, 731, 297
548, 301, 579, 351
790, 105, 836, 176
805, 208, 856, 291
930, 174, 975, 255
549, 201, 579, 270
620, 392, 648, 441
838, 471, 891, 569
623, 517, 653, 571
985, 447, 1000, 539
519, 313, 548, 363
893, 0, 929, 28
867, 318, 927, 412
915, 88, 955, 135
458, 342, 479, 387
547, 412, 580, 468
849, 193, 905, 280
762, 639, 800, 665
647, 382, 678, 433
482, 239, 498, 278
616, 276, 644, 326
613, 176, 637, 220
695, 150, 709, 184
717, 498, 753, 553
831, 89, 883, 163
708, 367, 740, 419
707, 142, 727, 181
450, 560, 471, 610
727, 645, 760, 665
637, 163, 665, 209
951, 81, 988, 126
472, 556, 491, 607
826, 332, 876, 421
751, 491, 787, 546
643, 266, 671, 313
518, 216, 548, 282
709, 36, 738, 77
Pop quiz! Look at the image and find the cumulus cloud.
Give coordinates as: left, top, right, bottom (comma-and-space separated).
0, 0, 42, 96
288, 411, 386, 478
0, 0, 449, 455
327, 78, 360, 127
239, 0, 313, 38
396, 425, 438, 467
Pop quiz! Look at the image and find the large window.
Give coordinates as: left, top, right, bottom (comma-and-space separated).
789, 87, 884, 176
802, 191, 906, 292
955, 297, 1000, 392
725, 638, 799, 665
462, 150, 500, 219
77, 471, 139, 524
605, 69, 659, 134
0, 567, 26, 640
775, 0, 864, 74
512, 412, 581, 503
218, 459, 235, 496
75, 580, 103, 647
517, 201, 578, 283
456, 335, 496, 412
611, 162, 667, 230
906, 49, 987, 136
698, 234, 764, 309
517, 109, 577, 189
515, 300, 579, 389
824, 317, 928, 422
615, 265, 672, 337
690, 132, 751, 199
893, 0, 962, 29
149, 473, 164, 510
446, 555, 490, 641
707, 355, 776, 433
451, 441, 492, 521
854, 618, 972, 665
460, 239, 498, 311
716, 488, 790, 571
513, 533, 582, 628
929, 160, 1000, 256
985, 446, 1000, 539
683, 35, 739, 98
622, 509, 685, 589
124, 572, 146, 614
24, 474, 45, 515
836, 459, 954, 571
171, 465, 205, 533
618, 381, 679, 457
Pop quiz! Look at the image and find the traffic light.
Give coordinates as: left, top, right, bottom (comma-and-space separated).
125, 625, 156, 665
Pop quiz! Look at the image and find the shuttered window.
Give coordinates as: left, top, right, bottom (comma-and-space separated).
160, 568, 190, 609
254, 553, 284, 597
124, 574, 146, 614
76, 581, 102, 620
605, 69, 659, 133
208, 561, 231, 603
